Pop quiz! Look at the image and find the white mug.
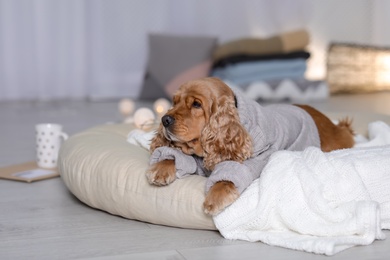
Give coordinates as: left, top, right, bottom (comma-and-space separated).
35, 124, 68, 169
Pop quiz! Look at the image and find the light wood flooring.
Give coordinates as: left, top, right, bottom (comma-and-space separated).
1, 92, 390, 259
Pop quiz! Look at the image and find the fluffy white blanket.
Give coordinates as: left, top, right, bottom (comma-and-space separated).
213, 121, 390, 255
127, 121, 390, 255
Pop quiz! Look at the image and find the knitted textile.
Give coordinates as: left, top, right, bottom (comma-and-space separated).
150, 88, 320, 194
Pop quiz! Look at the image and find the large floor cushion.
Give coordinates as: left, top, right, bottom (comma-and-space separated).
58, 123, 216, 230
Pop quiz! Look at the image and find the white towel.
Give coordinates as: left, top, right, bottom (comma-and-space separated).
213, 121, 390, 255
127, 129, 154, 150
354, 120, 390, 148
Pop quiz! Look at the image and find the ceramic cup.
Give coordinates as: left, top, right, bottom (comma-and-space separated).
35, 124, 68, 169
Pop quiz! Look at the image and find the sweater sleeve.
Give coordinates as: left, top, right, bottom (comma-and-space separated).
149, 147, 198, 178
205, 148, 275, 194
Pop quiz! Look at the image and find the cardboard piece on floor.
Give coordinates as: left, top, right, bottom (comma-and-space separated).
0, 161, 58, 183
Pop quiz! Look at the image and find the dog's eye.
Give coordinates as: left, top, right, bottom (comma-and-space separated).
192, 101, 201, 108
190, 138, 199, 144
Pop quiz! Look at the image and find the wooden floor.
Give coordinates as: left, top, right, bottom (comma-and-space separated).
1, 92, 390, 260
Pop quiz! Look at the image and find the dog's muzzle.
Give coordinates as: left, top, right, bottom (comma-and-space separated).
162, 115, 175, 128
161, 115, 179, 142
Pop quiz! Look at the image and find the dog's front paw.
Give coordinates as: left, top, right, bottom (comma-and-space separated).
146, 160, 176, 186
203, 181, 239, 215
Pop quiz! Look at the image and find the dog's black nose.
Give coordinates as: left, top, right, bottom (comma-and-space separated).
162, 115, 175, 127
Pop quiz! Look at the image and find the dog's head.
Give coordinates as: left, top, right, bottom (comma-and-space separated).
151, 77, 252, 170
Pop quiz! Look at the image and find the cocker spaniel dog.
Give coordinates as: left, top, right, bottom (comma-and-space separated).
146, 77, 354, 215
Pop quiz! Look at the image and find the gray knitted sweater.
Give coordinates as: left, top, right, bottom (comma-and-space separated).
150, 89, 320, 194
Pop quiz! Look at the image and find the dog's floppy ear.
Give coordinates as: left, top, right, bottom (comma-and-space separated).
150, 124, 170, 153
201, 95, 252, 170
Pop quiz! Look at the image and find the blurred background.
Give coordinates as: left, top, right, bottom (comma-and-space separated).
0, 0, 389, 101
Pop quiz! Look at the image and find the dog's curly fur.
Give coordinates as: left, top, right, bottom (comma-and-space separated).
150, 77, 252, 171
147, 77, 355, 215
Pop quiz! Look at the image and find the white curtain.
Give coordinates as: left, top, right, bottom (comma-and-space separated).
1, 0, 386, 101
0, 0, 310, 101
372, 0, 390, 47
0, 0, 86, 100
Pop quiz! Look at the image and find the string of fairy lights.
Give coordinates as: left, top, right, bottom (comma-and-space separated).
118, 98, 171, 131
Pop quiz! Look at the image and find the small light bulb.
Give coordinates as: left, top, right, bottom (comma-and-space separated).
156, 105, 164, 114
153, 98, 171, 117
118, 98, 135, 116
133, 108, 156, 131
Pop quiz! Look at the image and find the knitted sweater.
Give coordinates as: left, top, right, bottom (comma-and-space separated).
150, 89, 320, 194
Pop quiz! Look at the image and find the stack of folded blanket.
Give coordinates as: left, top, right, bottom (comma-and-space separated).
210, 30, 328, 101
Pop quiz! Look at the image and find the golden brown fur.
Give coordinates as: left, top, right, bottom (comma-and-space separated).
294, 105, 355, 152
149, 77, 252, 169
147, 77, 355, 215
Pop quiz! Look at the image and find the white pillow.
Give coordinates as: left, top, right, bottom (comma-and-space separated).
58, 124, 216, 230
